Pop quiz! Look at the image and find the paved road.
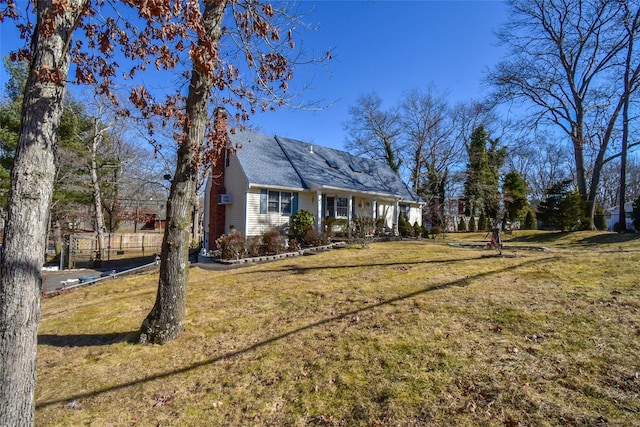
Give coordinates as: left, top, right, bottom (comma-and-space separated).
41, 263, 159, 294
40, 255, 249, 294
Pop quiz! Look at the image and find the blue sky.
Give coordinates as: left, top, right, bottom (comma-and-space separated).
1, 1, 509, 151
251, 0, 509, 150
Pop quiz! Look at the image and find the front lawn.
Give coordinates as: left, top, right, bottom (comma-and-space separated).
36, 231, 640, 426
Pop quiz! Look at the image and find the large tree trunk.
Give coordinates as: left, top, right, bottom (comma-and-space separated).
618, 6, 640, 233
138, 0, 227, 345
0, 1, 86, 425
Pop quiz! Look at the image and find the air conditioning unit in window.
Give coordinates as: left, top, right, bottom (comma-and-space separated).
217, 194, 232, 205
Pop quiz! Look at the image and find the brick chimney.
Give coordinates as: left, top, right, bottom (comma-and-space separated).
208, 107, 228, 250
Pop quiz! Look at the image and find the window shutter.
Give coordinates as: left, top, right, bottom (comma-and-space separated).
260, 189, 267, 214
321, 195, 326, 219
292, 193, 299, 213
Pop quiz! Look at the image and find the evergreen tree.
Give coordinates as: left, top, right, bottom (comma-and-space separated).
425, 166, 446, 227
524, 209, 536, 230
469, 215, 476, 232
537, 180, 585, 231
458, 216, 467, 232
398, 214, 413, 237
503, 170, 529, 222
485, 137, 506, 219
593, 205, 607, 231
463, 125, 505, 220
478, 211, 487, 231
0, 59, 27, 207
463, 126, 489, 217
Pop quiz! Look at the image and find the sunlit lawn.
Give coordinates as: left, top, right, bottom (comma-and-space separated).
36, 231, 640, 426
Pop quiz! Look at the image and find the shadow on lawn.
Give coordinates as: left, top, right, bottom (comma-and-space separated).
508, 231, 640, 245
577, 233, 640, 245
236, 255, 485, 276
38, 332, 137, 347
36, 255, 557, 410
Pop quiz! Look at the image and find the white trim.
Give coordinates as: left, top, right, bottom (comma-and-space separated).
248, 183, 305, 192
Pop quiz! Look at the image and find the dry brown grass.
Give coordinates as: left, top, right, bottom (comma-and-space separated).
36, 231, 640, 426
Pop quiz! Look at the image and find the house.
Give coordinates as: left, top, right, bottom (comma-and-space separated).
605, 201, 636, 231
202, 108, 424, 251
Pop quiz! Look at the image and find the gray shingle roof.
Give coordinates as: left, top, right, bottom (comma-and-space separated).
229, 130, 422, 202
228, 131, 305, 190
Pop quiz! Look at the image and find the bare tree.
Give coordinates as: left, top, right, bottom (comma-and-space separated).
488, 0, 637, 228
399, 87, 463, 226
505, 131, 574, 204
616, 3, 640, 231
116, 0, 327, 343
344, 92, 403, 174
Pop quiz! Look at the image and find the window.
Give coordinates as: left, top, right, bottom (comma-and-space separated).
336, 197, 348, 217
326, 196, 349, 218
280, 192, 292, 215
326, 196, 335, 217
326, 159, 339, 169
399, 204, 410, 219
268, 191, 280, 213
349, 163, 362, 173
262, 190, 295, 215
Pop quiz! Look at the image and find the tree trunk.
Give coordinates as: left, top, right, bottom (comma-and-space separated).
619, 100, 630, 232
90, 118, 106, 264
192, 197, 200, 247
618, 6, 640, 233
0, 1, 86, 424
138, 0, 227, 345
53, 219, 62, 257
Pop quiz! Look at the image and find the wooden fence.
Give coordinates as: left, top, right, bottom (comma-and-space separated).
65, 232, 164, 268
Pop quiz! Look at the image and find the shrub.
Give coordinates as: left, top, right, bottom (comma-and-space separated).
216, 232, 246, 260
412, 221, 421, 237
458, 217, 467, 232
430, 226, 442, 239
398, 215, 413, 237
304, 228, 327, 247
523, 209, 536, 230
352, 216, 376, 238
468, 215, 476, 232
262, 230, 285, 254
420, 224, 429, 237
478, 212, 487, 231
245, 236, 263, 257
290, 210, 315, 241
323, 217, 348, 237
288, 238, 300, 252
537, 180, 585, 231
375, 218, 386, 236
594, 205, 607, 231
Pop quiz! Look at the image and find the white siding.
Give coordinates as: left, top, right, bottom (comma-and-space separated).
377, 200, 396, 230
202, 178, 212, 250
407, 205, 423, 226
297, 191, 316, 215
246, 189, 293, 236
223, 154, 249, 236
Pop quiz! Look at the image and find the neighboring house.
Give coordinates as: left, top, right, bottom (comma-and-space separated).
605, 201, 635, 231
117, 198, 167, 233
203, 109, 424, 251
